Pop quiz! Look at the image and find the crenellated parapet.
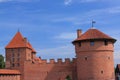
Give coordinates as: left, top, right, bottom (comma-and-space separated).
31, 57, 76, 65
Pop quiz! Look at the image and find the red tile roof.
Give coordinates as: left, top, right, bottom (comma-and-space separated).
73, 28, 116, 43
0, 69, 20, 74
28, 42, 36, 53
5, 31, 36, 52
5, 31, 27, 48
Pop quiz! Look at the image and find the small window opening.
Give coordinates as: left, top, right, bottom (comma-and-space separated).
79, 42, 81, 47
108, 57, 110, 60
104, 40, 108, 46
12, 58, 14, 62
90, 41, 94, 46
12, 53, 14, 57
12, 64, 14, 67
101, 70, 103, 74
85, 57, 88, 61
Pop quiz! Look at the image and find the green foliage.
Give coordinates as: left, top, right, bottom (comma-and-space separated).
66, 75, 71, 80
0, 55, 5, 69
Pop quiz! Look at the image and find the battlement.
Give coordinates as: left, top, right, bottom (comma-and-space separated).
33, 57, 76, 64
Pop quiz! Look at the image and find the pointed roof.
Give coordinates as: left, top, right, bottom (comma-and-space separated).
5, 31, 27, 48
5, 31, 36, 52
72, 28, 116, 43
28, 42, 36, 53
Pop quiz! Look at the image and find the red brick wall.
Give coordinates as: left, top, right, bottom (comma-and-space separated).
23, 59, 76, 80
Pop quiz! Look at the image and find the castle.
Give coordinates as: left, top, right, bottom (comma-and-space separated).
0, 28, 116, 80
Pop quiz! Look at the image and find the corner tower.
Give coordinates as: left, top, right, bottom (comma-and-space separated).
5, 31, 36, 69
72, 28, 116, 80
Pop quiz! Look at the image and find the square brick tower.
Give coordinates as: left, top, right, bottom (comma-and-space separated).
72, 28, 116, 80
5, 31, 36, 80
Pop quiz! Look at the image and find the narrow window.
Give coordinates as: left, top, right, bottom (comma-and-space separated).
18, 53, 20, 58
101, 70, 103, 74
104, 40, 108, 46
12, 64, 14, 67
12, 53, 14, 57
85, 57, 88, 61
108, 57, 110, 60
90, 41, 94, 46
79, 42, 81, 47
11, 49, 14, 57
12, 58, 14, 62
18, 49, 20, 57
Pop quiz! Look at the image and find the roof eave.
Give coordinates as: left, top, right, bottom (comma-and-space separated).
72, 38, 116, 44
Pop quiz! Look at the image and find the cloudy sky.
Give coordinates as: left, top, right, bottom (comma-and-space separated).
0, 0, 120, 65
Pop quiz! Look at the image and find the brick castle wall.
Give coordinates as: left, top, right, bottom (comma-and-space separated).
23, 58, 77, 80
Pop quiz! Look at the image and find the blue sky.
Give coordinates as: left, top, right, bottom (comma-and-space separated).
0, 0, 120, 65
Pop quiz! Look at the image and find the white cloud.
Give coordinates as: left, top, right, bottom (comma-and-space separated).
108, 7, 120, 14
64, 0, 72, 5
54, 32, 76, 40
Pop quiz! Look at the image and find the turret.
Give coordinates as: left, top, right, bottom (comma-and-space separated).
72, 28, 116, 80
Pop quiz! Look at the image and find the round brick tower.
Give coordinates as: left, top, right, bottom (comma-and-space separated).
72, 28, 116, 80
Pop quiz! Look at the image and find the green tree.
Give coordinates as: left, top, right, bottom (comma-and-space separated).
0, 54, 5, 69
66, 75, 71, 80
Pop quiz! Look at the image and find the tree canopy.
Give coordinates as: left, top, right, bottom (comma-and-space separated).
0, 54, 5, 69
66, 75, 71, 80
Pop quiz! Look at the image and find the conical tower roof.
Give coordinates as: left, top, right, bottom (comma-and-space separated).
72, 28, 116, 43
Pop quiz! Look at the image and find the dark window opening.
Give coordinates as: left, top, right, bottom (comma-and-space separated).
90, 41, 94, 46
12, 58, 14, 62
79, 42, 81, 47
104, 40, 108, 46
101, 70, 103, 74
12, 64, 14, 67
18, 53, 20, 57
12, 53, 14, 57
85, 57, 88, 61
18, 49, 20, 57
108, 57, 110, 60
